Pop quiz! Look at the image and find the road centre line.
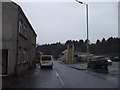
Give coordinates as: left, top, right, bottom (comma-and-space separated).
56, 72, 64, 86
53, 66, 65, 86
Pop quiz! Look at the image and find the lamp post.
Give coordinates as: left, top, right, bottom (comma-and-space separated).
76, 0, 89, 53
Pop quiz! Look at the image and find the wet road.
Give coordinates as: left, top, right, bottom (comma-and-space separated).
86, 62, 119, 87
7, 61, 118, 88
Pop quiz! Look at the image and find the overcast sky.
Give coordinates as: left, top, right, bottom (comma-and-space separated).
12, 0, 118, 45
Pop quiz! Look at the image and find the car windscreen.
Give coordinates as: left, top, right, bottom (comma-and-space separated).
42, 56, 52, 61
88, 57, 94, 61
96, 57, 107, 60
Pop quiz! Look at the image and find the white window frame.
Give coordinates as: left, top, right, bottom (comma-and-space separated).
19, 20, 23, 34
23, 25, 27, 38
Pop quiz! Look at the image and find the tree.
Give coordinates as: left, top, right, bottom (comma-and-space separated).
102, 38, 106, 43
36, 37, 120, 59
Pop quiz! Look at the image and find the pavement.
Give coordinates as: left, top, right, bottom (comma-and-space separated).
2, 75, 16, 88
59, 61, 87, 70
68, 63, 87, 70
2, 67, 37, 88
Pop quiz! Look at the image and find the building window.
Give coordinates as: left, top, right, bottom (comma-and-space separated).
18, 47, 21, 66
19, 20, 27, 39
23, 25, 27, 38
22, 49, 26, 64
32, 35, 36, 45
19, 20, 23, 34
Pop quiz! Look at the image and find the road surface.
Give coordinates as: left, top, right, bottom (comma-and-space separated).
6, 61, 118, 88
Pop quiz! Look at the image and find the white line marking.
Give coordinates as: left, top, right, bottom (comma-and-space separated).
56, 72, 64, 86
53, 65, 64, 86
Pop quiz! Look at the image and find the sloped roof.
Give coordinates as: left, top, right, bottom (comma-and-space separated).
3, 1, 37, 36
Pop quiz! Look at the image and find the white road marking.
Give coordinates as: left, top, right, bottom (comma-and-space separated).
53, 66, 64, 86
56, 72, 64, 86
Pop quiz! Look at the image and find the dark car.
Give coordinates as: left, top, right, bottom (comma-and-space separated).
87, 56, 108, 69
112, 57, 120, 62
107, 58, 112, 65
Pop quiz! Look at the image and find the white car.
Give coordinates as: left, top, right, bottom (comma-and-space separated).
40, 55, 53, 69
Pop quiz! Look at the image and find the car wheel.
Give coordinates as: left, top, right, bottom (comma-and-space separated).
50, 65, 53, 69
87, 65, 90, 68
87, 63, 91, 68
104, 65, 108, 69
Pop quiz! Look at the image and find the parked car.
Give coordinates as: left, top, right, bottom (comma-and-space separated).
87, 56, 108, 69
40, 55, 53, 69
112, 57, 120, 62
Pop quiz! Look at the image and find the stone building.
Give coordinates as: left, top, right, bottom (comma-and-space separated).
2, 2, 37, 76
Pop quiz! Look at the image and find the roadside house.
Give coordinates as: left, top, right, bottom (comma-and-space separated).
2, 2, 37, 76
60, 49, 68, 62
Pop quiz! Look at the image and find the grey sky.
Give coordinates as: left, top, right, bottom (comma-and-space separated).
12, 0, 118, 45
